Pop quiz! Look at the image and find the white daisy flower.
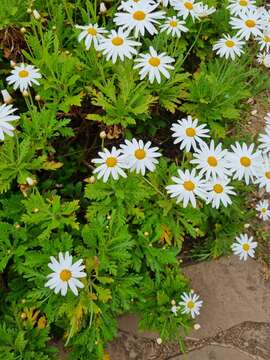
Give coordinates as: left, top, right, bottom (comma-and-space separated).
226, 142, 262, 185
264, 112, 270, 126
45, 252, 86, 296
231, 233, 257, 261
256, 199, 270, 221
134, 46, 175, 83
179, 291, 203, 319
258, 125, 270, 155
257, 52, 270, 68
114, 2, 165, 38
190, 140, 231, 180
98, 29, 141, 64
0, 104, 20, 140
258, 7, 270, 28
75, 23, 107, 50
227, 0, 256, 16
254, 156, 270, 193
120, 138, 161, 175
166, 168, 207, 208
118, 0, 156, 11
92, 147, 128, 182
204, 177, 236, 209
171, 0, 201, 21
159, 0, 171, 6
6, 63, 42, 92
193, 3, 216, 18
171, 115, 209, 152
213, 34, 245, 60
230, 10, 263, 40
160, 16, 189, 37
257, 29, 270, 52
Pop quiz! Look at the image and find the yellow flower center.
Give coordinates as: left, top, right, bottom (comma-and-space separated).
134, 149, 146, 160
183, 180, 195, 191
187, 301, 195, 309
242, 243, 250, 251
184, 2, 193, 10
240, 156, 251, 167
148, 57, 161, 67
186, 127, 196, 137
207, 156, 218, 167
133, 10, 146, 21
225, 40, 235, 48
87, 27, 97, 36
18, 70, 29, 78
265, 171, 270, 179
111, 37, 124, 46
106, 157, 117, 167
264, 36, 270, 42
213, 184, 224, 194
262, 208, 266, 213
60, 269, 72, 281
245, 19, 256, 28
239, 0, 248, 6
170, 20, 178, 27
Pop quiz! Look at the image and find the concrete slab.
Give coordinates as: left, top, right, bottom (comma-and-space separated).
176, 346, 251, 360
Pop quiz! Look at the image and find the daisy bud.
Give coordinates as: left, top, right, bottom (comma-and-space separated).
22, 90, 29, 97
33, 208, 40, 213
26, 177, 37, 186
21, 312, 27, 319
107, 215, 112, 220
244, 223, 250, 229
20, 27, 27, 34
10, 60, 16, 68
156, 338, 162, 345
90, 176, 96, 184
15, 224, 21, 229
35, 94, 41, 101
171, 299, 176, 306
27, 8, 32, 14
7, 250, 11, 254
194, 323, 201, 330
99, 131, 107, 139
1, 89, 13, 104
144, 231, 149, 237
33, 9, 41, 20
21, 299, 26, 303
99, 2, 107, 14
65, 50, 70, 55
52, 25, 56, 30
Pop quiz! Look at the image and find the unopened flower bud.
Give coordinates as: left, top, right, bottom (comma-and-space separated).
21, 298, 26, 304
35, 94, 41, 101
10, 60, 16, 68
156, 338, 162, 345
26, 177, 36, 186
22, 90, 29, 97
15, 224, 21, 229
52, 25, 56, 30
20, 27, 27, 34
99, 131, 106, 139
33, 208, 39, 213
244, 223, 250, 229
65, 50, 70, 55
171, 299, 176, 306
27, 8, 32, 14
107, 215, 112, 220
89, 176, 96, 184
194, 323, 201, 330
33, 9, 41, 20
1, 89, 13, 104
99, 2, 107, 14
144, 231, 149, 237
21, 312, 27, 319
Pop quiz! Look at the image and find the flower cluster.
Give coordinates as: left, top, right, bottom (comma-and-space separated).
74, 0, 217, 83
212, 1, 270, 65
92, 138, 162, 181
166, 115, 269, 210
